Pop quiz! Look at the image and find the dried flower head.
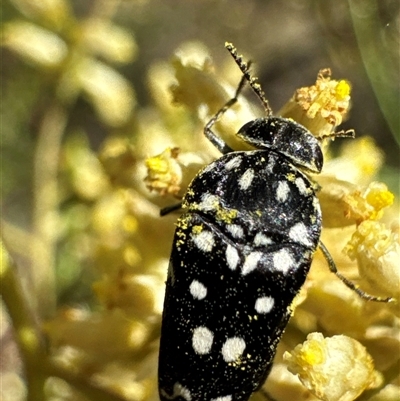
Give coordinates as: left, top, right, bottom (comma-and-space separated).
342, 182, 394, 224
284, 332, 382, 401
345, 220, 400, 298
279, 68, 352, 137
145, 147, 182, 197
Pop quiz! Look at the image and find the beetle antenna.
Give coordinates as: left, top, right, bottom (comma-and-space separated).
225, 42, 273, 116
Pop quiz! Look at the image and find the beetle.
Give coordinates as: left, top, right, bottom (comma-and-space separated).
158, 42, 391, 401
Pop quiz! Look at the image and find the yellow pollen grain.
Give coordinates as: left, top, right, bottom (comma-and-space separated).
216, 208, 238, 224
286, 173, 296, 182
192, 225, 203, 234
300, 341, 325, 366
335, 80, 351, 99
366, 188, 394, 211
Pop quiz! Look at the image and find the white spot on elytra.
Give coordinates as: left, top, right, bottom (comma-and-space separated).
266, 155, 276, 172
200, 162, 215, 175
211, 396, 232, 401
192, 326, 214, 355
242, 251, 263, 275
192, 230, 215, 252
198, 193, 219, 211
295, 177, 309, 195
221, 337, 246, 363
225, 156, 242, 170
313, 196, 321, 213
226, 244, 240, 270
276, 181, 290, 202
160, 382, 192, 400
253, 233, 272, 246
255, 296, 275, 314
289, 222, 313, 247
238, 168, 255, 190
189, 280, 207, 300
273, 248, 294, 273
227, 224, 244, 239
